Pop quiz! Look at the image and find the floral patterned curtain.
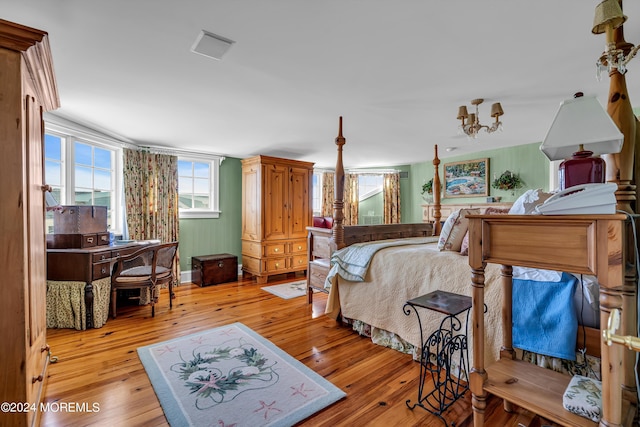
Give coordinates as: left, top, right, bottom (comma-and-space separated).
383, 172, 401, 224
123, 148, 180, 282
321, 171, 334, 217
343, 173, 359, 225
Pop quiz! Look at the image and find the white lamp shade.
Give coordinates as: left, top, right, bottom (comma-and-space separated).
540, 95, 623, 160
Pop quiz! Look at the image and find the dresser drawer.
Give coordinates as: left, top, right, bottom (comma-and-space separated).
265, 257, 287, 273
265, 243, 286, 256
92, 251, 112, 263
111, 247, 139, 259
309, 259, 330, 289
289, 240, 307, 254
311, 234, 331, 259
93, 261, 111, 280
291, 254, 307, 269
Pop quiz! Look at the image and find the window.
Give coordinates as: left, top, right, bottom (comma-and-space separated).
74, 141, 114, 210
358, 174, 383, 201
44, 118, 123, 234
44, 134, 64, 212
312, 172, 322, 216
178, 156, 221, 219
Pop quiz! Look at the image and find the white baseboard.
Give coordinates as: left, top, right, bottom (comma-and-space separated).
180, 270, 192, 284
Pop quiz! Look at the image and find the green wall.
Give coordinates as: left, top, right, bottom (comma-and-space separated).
358, 192, 383, 223
179, 157, 243, 272
177, 143, 550, 272
405, 142, 550, 223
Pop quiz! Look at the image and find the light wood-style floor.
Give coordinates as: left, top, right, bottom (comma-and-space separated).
41, 274, 560, 427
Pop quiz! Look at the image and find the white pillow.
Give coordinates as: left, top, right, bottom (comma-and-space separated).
509, 188, 555, 215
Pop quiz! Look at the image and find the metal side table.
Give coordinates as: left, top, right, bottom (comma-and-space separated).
404, 290, 472, 426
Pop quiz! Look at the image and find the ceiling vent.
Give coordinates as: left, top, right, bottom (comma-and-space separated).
191, 30, 235, 60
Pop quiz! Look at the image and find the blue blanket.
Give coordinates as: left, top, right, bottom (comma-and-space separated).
512, 272, 578, 361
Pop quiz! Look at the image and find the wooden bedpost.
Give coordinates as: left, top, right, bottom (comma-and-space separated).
598, 1, 639, 408
331, 117, 346, 250
433, 145, 442, 236
601, 6, 637, 214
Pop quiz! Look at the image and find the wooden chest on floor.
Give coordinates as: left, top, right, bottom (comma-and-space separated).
192, 254, 238, 287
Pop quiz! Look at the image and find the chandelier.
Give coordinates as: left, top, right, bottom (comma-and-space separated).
592, 0, 639, 80
456, 98, 504, 139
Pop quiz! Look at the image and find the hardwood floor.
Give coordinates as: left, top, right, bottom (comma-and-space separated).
41, 274, 559, 427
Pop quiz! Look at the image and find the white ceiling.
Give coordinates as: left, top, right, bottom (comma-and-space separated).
3, 1, 640, 169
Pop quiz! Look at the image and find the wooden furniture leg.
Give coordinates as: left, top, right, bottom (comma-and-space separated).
470, 264, 487, 427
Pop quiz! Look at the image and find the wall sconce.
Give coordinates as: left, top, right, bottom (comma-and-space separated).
592, 0, 639, 79
457, 98, 504, 139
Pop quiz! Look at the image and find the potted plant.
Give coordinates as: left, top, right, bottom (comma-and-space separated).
421, 179, 434, 203
492, 170, 524, 195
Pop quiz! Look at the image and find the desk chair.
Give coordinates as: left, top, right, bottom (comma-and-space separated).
110, 241, 178, 318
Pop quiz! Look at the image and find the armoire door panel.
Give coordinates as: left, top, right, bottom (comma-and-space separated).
241, 165, 260, 240
26, 95, 47, 349
263, 164, 287, 240
288, 167, 310, 239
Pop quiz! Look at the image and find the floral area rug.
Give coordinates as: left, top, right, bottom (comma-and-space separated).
137, 322, 345, 426
261, 280, 308, 299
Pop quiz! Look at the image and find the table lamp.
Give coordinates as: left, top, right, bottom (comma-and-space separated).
540, 93, 623, 190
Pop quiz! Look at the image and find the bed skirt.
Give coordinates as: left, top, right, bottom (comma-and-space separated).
345, 317, 601, 381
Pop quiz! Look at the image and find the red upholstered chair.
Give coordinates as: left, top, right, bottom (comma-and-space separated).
312, 216, 334, 229
110, 241, 178, 318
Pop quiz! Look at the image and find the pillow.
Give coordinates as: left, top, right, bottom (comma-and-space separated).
460, 207, 509, 255
483, 206, 511, 215
437, 208, 479, 251
562, 375, 602, 422
509, 189, 555, 215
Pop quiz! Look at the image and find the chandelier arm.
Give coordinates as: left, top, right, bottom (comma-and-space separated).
622, 44, 640, 66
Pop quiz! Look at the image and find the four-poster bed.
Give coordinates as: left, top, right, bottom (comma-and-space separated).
306, 98, 638, 423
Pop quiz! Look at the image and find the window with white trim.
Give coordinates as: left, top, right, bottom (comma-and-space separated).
358, 174, 383, 201
44, 128, 121, 234
178, 156, 221, 219
312, 172, 322, 216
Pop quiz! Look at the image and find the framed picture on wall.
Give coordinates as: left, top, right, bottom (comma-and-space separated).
444, 158, 489, 198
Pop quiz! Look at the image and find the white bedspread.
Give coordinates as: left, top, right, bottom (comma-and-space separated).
326, 240, 504, 366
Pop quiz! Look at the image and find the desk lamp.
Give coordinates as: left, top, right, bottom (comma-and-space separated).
540, 93, 623, 190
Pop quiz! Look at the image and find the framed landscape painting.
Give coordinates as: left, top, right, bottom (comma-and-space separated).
444, 158, 489, 198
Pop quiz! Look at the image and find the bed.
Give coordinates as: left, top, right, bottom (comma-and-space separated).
306, 119, 605, 375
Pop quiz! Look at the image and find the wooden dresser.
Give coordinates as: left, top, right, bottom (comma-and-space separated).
0, 19, 60, 427
241, 156, 314, 284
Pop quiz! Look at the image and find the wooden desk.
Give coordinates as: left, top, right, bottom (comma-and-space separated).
47, 241, 152, 328
468, 214, 635, 427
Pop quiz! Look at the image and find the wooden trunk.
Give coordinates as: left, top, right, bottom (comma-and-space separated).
53, 205, 107, 234
192, 254, 238, 287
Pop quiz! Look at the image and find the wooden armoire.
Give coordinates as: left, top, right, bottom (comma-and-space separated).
0, 20, 60, 427
241, 156, 314, 284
